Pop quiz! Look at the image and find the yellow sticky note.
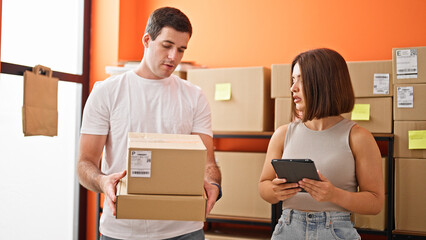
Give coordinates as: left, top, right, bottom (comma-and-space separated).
215, 83, 231, 101
351, 104, 370, 121
408, 130, 426, 149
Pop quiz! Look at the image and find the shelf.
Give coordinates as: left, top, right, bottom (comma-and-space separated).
207, 214, 271, 225
392, 230, 426, 239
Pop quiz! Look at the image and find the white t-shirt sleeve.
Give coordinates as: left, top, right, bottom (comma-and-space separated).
80, 81, 110, 135
191, 90, 213, 137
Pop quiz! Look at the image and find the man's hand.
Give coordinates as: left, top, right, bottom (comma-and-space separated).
99, 170, 127, 216
204, 180, 220, 215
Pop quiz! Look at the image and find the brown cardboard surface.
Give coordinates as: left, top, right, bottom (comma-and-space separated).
395, 158, 426, 233
188, 67, 274, 132
393, 83, 426, 121
394, 121, 426, 158
209, 152, 271, 219
116, 179, 206, 221
393, 47, 426, 84
342, 97, 393, 133
347, 60, 393, 97
271, 64, 292, 98
274, 97, 292, 130
354, 194, 388, 231
127, 132, 206, 195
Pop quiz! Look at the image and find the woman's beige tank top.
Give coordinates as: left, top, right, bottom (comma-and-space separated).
281, 118, 357, 212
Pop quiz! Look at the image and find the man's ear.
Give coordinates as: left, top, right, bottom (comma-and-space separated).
142, 33, 151, 48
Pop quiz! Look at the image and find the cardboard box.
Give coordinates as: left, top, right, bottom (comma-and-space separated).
394, 121, 426, 158
274, 97, 292, 130
127, 132, 206, 195
354, 195, 388, 231
116, 179, 206, 221
188, 67, 274, 132
347, 60, 393, 97
271, 64, 292, 98
209, 152, 271, 219
392, 46, 426, 84
342, 97, 392, 133
393, 83, 426, 121
173, 70, 187, 80
395, 158, 426, 233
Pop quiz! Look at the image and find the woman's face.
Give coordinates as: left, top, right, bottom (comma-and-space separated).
290, 63, 305, 113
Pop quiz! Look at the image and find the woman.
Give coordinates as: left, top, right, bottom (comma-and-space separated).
259, 48, 384, 239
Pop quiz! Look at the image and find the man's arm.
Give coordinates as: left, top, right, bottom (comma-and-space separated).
77, 133, 126, 216
192, 133, 221, 214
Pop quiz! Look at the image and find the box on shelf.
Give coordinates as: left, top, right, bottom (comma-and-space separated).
347, 60, 393, 97
173, 71, 187, 79
116, 179, 206, 221
342, 97, 392, 133
392, 46, 426, 84
394, 121, 426, 158
393, 83, 426, 121
354, 194, 388, 231
188, 67, 274, 132
209, 151, 271, 219
271, 64, 292, 98
126, 132, 206, 195
395, 158, 426, 233
274, 97, 292, 130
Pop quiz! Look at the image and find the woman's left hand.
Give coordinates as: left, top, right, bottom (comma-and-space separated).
298, 170, 336, 202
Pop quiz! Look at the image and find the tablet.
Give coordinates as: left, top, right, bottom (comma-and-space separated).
271, 159, 320, 184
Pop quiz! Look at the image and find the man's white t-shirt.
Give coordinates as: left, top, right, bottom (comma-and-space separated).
81, 70, 212, 239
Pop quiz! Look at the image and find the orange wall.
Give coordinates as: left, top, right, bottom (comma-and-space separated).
91, 0, 426, 87
119, 0, 426, 69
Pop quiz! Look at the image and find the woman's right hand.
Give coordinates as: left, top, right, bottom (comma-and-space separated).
271, 178, 301, 201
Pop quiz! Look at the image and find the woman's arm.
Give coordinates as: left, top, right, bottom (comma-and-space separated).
258, 125, 301, 204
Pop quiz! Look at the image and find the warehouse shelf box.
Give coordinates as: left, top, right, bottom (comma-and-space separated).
188, 67, 274, 132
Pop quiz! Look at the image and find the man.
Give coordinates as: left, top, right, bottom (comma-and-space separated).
77, 7, 221, 240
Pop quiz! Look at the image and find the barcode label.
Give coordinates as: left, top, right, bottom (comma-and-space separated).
397, 86, 414, 108
396, 49, 418, 79
131, 170, 150, 176
130, 150, 152, 178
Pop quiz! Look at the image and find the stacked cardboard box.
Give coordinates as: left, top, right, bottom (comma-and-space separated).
209, 152, 271, 220
392, 46, 426, 233
116, 132, 207, 221
271, 64, 292, 129
343, 60, 393, 133
188, 67, 274, 132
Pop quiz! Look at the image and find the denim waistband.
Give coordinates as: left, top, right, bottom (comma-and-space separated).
281, 209, 351, 228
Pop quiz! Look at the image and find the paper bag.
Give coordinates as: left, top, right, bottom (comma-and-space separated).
22, 65, 58, 136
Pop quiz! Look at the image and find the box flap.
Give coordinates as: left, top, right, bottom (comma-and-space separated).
128, 132, 206, 150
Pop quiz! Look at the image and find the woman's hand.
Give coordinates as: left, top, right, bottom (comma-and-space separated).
271, 177, 302, 201
298, 170, 336, 202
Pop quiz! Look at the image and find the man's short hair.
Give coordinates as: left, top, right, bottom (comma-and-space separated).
145, 7, 192, 40
290, 48, 355, 122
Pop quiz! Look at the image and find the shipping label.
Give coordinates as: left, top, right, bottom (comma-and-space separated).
397, 86, 414, 108
130, 150, 152, 178
396, 49, 418, 79
373, 73, 390, 94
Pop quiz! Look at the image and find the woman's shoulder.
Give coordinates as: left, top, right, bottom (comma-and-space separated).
349, 124, 376, 147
